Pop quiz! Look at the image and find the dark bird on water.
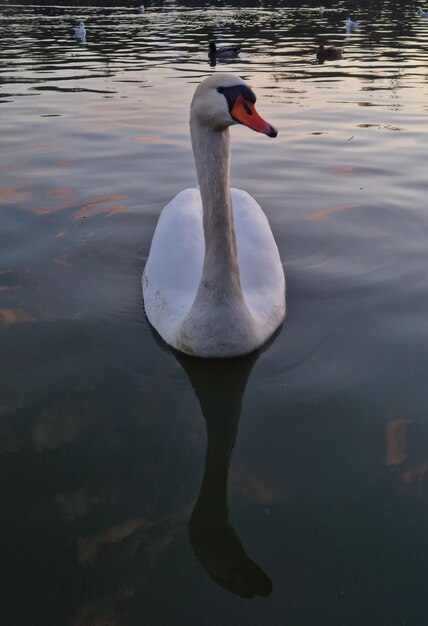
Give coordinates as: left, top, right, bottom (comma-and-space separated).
209, 42, 241, 58
316, 44, 344, 62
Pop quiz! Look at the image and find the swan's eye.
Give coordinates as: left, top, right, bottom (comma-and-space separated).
217, 84, 258, 122
243, 101, 252, 115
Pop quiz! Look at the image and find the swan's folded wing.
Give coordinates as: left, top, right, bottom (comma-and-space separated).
231, 188, 285, 324
143, 188, 204, 339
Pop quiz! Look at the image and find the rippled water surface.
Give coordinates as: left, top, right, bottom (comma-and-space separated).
1, 0, 428, 624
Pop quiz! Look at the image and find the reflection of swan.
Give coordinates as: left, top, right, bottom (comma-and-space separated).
143, 73, 285, 358
176, 351, 273, 598
209, 42, 241, 59
345, 17, 359, 31
73, 21, 86, 39
316, 44, 344, 62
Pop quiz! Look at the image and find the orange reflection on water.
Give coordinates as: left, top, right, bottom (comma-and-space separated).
308, 203, 360, 221
403, 460, 428, 485
0, 307, 32, 326
28, 187, 79, 215
31, 199, 76, 215
54, 255, 72, 267
45, 187, 75, 200
0, 185, 32, 206
385, 418, 413, 466
77, 511, 182, 571
29, 193, 127, 217
73, 194, 127, 219
55, 160, 75, 167
78, 516, 148, 565
130, 135, 158, 143
333, 166, 355, 175
31, 187, 77, 215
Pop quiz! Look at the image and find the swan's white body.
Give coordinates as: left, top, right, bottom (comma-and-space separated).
417, 7, 428, 16
142, 74, 285, 358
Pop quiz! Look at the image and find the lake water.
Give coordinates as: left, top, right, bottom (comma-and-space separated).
1, 0, 428, 623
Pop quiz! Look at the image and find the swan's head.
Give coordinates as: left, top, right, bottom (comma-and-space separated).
190, 73, 277, 138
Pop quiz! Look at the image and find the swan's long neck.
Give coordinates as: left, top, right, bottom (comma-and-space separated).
177, 117, 259, 357
190, 121, 244, 303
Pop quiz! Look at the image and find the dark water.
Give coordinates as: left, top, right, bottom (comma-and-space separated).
1, 0, 428, 623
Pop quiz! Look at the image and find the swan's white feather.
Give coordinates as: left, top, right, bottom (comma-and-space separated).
143, 187, 285, 349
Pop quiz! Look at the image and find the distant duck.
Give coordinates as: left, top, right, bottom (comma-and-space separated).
73, 21, 86, 38
345, 17, 359, 31
140, 4, 145, 11
319, 6, 326, 14
417, 6, 428, 16
316, 44, 344, 61
209, 42, 241, 59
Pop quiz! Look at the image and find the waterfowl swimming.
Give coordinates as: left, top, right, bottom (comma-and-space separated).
142, 73, 285, 358
319, 6, 326, 14
345, 17, 359, 31
73, 21, 86, 38
417, 6, 428, 16
209, 42, 241, 58
316, 44, 344, 61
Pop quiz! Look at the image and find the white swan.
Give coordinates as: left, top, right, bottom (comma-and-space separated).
417, 6, 428, 16
142, 73, 285, 358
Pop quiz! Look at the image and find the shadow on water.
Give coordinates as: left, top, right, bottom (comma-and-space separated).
176, 349, 273, 598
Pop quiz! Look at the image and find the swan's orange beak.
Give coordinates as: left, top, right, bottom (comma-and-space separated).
231, 94, 278, 138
